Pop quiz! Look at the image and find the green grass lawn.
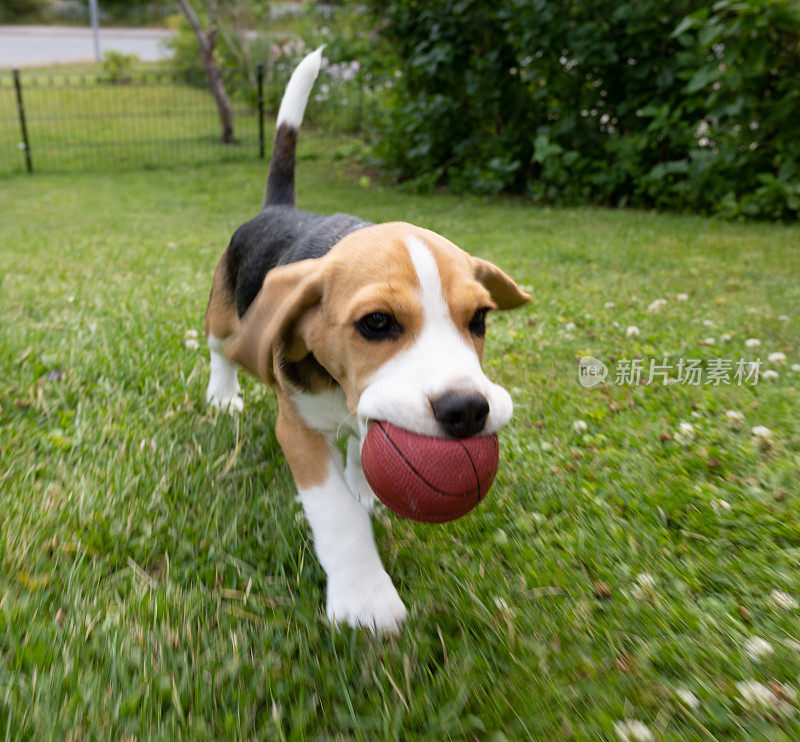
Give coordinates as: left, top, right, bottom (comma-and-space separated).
0, 62, 374, 176
1, 152, 800, 740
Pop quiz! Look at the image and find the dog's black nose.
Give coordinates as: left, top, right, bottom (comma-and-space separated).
431, 391, 490, 438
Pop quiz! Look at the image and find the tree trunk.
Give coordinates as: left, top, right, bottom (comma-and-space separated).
177, 0, 236, 145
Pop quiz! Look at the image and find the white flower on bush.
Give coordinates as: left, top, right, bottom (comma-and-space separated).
745, 338, 761, 349
762, 369, 778, 381
675, 422, 695, 446
751, 425, 774, 448
647, 298, 667, 313
770, 590, 799, 611
767, 352, 786, 364
573, 420, 588, 434
744, 636, 774, 661
626, 325, 640, 338
676, 688, 700, 711
614, 720, 654, 742
737, 680, 796, 716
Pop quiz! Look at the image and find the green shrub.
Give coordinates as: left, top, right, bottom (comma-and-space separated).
0, 0, 45, 22
102, 51, 139, 85
366, 0, 800, 219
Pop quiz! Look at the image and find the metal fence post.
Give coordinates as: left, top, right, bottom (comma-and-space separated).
12, 69, 33, 174
257, 63, 265, 160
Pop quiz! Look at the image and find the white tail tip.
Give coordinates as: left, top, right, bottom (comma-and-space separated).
276, 47, 324, 129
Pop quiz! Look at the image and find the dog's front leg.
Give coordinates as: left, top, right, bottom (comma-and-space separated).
276, 392, 407, 634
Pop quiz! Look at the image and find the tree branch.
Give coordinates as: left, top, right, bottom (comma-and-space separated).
177, 0, 209, 56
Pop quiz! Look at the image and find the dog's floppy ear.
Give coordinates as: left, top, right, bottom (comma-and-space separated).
226, 259, 324, 384
471, 257, 531, 309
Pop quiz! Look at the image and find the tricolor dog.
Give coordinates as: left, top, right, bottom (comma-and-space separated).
204, 49, 530, 633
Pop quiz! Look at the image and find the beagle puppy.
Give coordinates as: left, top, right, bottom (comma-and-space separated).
204, 48, 530, 634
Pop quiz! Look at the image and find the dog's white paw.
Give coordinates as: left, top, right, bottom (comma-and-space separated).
326, 570, 407, 635
206, 388, 244, 414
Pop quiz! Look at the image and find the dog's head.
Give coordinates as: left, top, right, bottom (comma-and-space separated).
227, 222, 530, 438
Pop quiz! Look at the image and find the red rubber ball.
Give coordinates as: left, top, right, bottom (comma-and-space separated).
361, 420, 500, 523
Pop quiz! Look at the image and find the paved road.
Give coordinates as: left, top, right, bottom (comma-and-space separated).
0, 25, 175, 68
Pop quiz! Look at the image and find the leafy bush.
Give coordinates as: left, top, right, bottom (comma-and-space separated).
366, 0, 800, 219
165, 5, 386, 133
102, 51, 139, 85
0, 0, 45, 22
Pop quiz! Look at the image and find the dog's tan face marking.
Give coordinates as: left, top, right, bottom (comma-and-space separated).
227, 221, 529, 436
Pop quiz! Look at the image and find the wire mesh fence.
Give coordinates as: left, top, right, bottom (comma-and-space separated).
0, 64, 381, 176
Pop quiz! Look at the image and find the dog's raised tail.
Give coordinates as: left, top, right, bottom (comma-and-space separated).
264, 47, 323, 208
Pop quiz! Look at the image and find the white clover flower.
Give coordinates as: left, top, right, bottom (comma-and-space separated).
744, 636, 774, 661
762, 369, 778, 381
612, 321, 620, 329
565, 321, 577, 331
614, 719, 654, 742
711, 498, 731, 514
493, 596, 510, 612
676, 293, 689, 301
770, 590, 799, 611
675, 422, 695, 446
604, 301, 616, 309
702, 337, 716, 345
167, 241, 177, 249
746, 307, 759, 314
792, 364, 800, 373
185, 329, 199, 339
647, 298, 667, 313
745, 338, 761, 349
737, 680, 796, 716
573, 420, 588, 434
636, 573, 656, 589
767, 352, 786, 364
725, 409, 745, 428
676, 688, 700, 711
720, 332, 732, 342
626, 325, 640, 338
703, 319, 715, 328
751, 425, 774, 448
777, 314, 789, 322
185, 338, 199, 350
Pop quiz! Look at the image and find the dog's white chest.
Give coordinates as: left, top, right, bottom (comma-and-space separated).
291, 387, 355, 438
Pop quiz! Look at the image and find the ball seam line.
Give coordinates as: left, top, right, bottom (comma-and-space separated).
374, 420, 479, 500
457, 438, 482, 495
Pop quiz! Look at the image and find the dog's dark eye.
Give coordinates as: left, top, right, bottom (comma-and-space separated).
469, 308, 489, 337
355, 312, 402, 341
